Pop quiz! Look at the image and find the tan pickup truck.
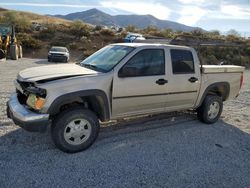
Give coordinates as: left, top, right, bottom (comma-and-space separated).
7, 43, 245, 153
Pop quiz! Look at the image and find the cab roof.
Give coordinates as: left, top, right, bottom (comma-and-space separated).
112, 43, 193, 50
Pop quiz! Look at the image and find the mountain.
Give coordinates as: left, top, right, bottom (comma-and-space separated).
54, 8, 198, 32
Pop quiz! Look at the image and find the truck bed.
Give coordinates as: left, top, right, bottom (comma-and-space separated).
202, 65, 245, 73
196, 65, 245, 106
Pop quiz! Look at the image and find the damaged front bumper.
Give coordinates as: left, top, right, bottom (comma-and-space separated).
7, 94, 50, 132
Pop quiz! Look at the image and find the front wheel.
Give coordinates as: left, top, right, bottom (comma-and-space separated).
51, 107, 100, 153
197, 95, 223, 124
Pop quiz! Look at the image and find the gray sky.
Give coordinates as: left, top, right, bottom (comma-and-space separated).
1, 0, 250, 35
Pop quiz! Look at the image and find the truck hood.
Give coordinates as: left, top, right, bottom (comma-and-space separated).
18, 64, 99, 82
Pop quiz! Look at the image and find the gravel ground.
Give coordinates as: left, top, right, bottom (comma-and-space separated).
0, 58, 250, 188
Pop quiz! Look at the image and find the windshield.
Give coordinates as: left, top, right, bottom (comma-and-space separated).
80, 45, 134, 72
50, 47, 67, 52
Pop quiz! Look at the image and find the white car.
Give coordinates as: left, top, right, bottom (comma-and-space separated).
124, 33, 146, 42
48, 46, 69, 63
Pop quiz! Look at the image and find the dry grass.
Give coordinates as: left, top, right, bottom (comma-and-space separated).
0, 9, 71, 25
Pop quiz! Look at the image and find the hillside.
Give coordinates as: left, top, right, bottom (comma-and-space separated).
54, 8, 198, 31
0, 7, 249, 67
0, 8, 71, 25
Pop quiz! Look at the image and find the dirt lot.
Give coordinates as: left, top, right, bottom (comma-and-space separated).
0, 58, 250, 187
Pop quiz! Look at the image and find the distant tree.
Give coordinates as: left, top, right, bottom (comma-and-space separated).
2, 11, 31, 32
95, 25, 102, 31
144, 26, 158, 33
209, 30, 220, 36
126, 25, 136, 32
227, 29, 241, 37
2, 11, 17, 25
191, 29, 204, 36
161, 28, 173, 38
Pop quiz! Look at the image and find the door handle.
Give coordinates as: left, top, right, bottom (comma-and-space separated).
188, 77, 198, 83
156, 79, 168, 85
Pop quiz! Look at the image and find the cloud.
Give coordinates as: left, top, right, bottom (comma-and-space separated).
220, 4, 250, 19
100, 1, 171, 20
177, 0, 206, 4
177, 6, 207, 26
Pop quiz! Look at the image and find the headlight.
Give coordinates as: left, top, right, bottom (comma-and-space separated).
25, 87, 47, 110
27, 94, 46, 110
48, 52, 51, 55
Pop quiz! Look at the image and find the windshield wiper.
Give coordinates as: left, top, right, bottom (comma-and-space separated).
81, 64, 106, 72
81, 64, 98, 70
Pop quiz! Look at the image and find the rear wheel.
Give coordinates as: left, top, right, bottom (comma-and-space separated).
51, 107, 100, 153
197, 95, 223, 124
10, 44, 18, 60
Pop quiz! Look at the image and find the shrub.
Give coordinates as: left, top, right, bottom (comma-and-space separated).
126, 25, 136, 32
68, 20, 91, 39
16, 33, 42, 49
206, 55, 218, 65
2, 11, 31, 32
100, 29, 115, 36
38, 26, 56, 40
94, 25, 102, 31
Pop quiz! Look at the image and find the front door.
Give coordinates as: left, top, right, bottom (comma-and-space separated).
112, 48, 168, 117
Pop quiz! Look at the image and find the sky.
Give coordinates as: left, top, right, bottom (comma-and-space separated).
0, 0, 250, 36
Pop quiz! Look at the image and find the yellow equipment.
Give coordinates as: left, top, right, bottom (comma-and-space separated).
0, 25, 22, 60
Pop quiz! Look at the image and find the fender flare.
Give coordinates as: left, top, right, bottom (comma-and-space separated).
47, 89, 110, 121
197, 82, 230, 108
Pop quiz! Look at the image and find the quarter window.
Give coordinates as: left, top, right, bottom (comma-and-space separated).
119, 49, 165, 77
170, 49, 195, 74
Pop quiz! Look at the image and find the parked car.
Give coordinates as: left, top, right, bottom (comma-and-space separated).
124, 32, 146, 42
7, 43, 245, 153
48, 46, 69, 63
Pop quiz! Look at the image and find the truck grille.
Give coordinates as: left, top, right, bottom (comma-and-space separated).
51, 53, 64, 57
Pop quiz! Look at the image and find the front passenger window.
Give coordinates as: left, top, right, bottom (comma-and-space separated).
119, 49, 165, 77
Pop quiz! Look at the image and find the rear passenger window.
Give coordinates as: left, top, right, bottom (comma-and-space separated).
170, 49, 195, 74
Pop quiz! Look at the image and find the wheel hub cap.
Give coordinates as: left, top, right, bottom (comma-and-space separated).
64, 119, 91, 145
208, 101, 220, 120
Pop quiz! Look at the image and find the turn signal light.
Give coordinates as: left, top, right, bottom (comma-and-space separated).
35, 97, 46, 110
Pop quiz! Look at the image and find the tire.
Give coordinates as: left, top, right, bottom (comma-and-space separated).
197, 95, 223, 124
0, 49, 6, 60
51, 107, 100, 153
48, 58, 51, 62
10, 44, 18, 60
18, 45, 23, 58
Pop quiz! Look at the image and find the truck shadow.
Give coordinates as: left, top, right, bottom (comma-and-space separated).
32, 59, 51, 65
0, 111, 250, 154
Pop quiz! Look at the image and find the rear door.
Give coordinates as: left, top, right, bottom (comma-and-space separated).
165, 48, 201, 110
112, 48, 168, 117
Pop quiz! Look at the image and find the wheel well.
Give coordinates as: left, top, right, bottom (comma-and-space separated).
197, 82, 230, 108
207, 84, 229, 101
57, 95, 108, 122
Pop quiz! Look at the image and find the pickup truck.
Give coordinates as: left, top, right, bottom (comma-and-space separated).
7, 43, 245, 153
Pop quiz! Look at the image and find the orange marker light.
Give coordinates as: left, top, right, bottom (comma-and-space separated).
35, 97, 45, 110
